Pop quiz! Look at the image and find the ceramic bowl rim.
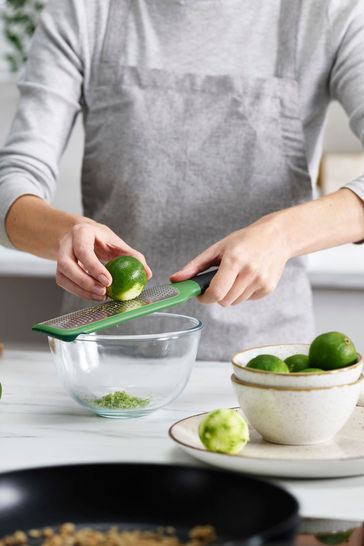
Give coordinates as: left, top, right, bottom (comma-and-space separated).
231, 373, 364, 392
231, 344, 363, 376
62, 312, 203, 342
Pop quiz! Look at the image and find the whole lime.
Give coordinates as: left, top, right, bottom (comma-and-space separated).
198, 408, 249, 454
105, 256, 147, 302
309, 332, 358, 370
299, 368, 325, 373
315, 530, 354, 545
246, 354, 289, 373
285, 354, 309, 373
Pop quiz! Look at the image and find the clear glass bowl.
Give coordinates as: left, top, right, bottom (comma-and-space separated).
49, 312, 202, 419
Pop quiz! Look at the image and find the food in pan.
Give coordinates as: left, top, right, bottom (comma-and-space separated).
0, 523, 217, 546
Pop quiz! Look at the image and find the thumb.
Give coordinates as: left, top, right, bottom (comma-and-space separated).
170, 245, 219, 282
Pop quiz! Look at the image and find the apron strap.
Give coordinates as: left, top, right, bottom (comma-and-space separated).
275, 0, 301, 80
98, 0, 131, 85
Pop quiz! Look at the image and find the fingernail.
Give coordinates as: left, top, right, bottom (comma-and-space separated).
92, 294, 106, 301
98, 274, 110, 286
94, 286, 106, 296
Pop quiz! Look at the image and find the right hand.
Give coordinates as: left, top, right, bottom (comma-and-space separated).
56, 220, 152, 301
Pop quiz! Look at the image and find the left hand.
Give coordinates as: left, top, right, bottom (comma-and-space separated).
170, 216, 291, 306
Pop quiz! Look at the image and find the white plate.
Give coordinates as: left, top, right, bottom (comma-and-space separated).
169, 407, 364, 479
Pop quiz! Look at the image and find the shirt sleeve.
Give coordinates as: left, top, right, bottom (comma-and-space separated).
329, 1, 364, 204
0, 0, 86, 248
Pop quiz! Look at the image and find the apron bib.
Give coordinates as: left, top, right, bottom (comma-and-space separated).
63, 0, 315, 360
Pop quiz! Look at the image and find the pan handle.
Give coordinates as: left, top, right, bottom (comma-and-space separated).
191, 268, 218, 294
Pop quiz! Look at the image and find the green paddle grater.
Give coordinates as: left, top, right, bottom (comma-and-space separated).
32, 269, 217, 342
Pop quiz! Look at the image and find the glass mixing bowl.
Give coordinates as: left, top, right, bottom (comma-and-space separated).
49, 312, 202, 418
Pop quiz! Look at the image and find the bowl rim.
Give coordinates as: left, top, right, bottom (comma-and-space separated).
231, 344, 363, 376
73, 312, 203, 342
231, 373, 364, 392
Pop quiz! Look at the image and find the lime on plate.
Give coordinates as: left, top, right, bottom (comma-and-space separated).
246, 354, 289, 373
105, 256, 147, 302
309, 332, 357, 370
198, 408, 249, 455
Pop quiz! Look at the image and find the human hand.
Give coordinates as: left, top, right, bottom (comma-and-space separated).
56, 220, 152, 301
170, 217, 291, 306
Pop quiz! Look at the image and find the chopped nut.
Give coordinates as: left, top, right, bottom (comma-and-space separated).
28, 530, 41, 539
42, 529, 54, 539
2, 524, 216, 546
13, 532, 27, 545
58, 525, 75, 537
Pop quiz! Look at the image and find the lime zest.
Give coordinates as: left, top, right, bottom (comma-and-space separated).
89, 390, 150, 410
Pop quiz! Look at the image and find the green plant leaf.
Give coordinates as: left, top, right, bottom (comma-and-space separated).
5, 0, 28, 8
5, 29, 26, 53
3, 0, 45, 72
5, 52, 21, 72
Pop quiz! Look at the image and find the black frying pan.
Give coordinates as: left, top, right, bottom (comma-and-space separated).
0, 463, 299, 545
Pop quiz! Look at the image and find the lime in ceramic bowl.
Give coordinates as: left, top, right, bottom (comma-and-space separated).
232, 344, 363, 388
49, 312, 202, 418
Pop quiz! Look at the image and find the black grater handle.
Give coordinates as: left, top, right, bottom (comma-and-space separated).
191, 268, 218, 294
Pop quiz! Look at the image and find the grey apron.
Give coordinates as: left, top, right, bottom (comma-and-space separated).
63, 0, 315, 361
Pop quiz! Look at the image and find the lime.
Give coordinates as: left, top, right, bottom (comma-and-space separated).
315, 531, 354, 545
105, 256, 147, 302
309, 332, 358, 370
299, 368, 325, 373
0, 382, 2, 400
246, 354, 289, 373
198, 409, 249, 454
285, 354, 309, 373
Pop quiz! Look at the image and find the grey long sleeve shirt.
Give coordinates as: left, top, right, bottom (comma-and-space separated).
1, 0, 364, 247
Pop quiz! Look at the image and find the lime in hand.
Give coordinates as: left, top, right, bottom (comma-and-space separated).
105, 256, 147, 302
199, 408, 249, 454
246, 354, 289, 373
285, 354, 309, 373
309, 332, 358, 370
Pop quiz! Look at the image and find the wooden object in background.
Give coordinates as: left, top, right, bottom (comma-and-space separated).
0, 342, 4, 356
319, 153, 364, 195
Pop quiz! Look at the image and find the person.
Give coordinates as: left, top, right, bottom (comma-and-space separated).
1, 0, 364, 361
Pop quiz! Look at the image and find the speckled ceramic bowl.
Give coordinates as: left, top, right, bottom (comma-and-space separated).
232, 344, 363, 388
231, 373, 364, 445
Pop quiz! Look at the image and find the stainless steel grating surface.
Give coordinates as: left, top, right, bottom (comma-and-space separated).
41, 285, 179, 329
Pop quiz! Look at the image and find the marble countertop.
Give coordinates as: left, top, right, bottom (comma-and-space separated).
1, 348, 364, 521
1, 245, 364, 289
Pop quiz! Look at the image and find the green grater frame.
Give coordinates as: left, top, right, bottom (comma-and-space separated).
32, 270, 216, 342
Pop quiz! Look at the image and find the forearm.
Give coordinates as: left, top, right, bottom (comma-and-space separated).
5, 195, 92, 260
270, 188, 364, 258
